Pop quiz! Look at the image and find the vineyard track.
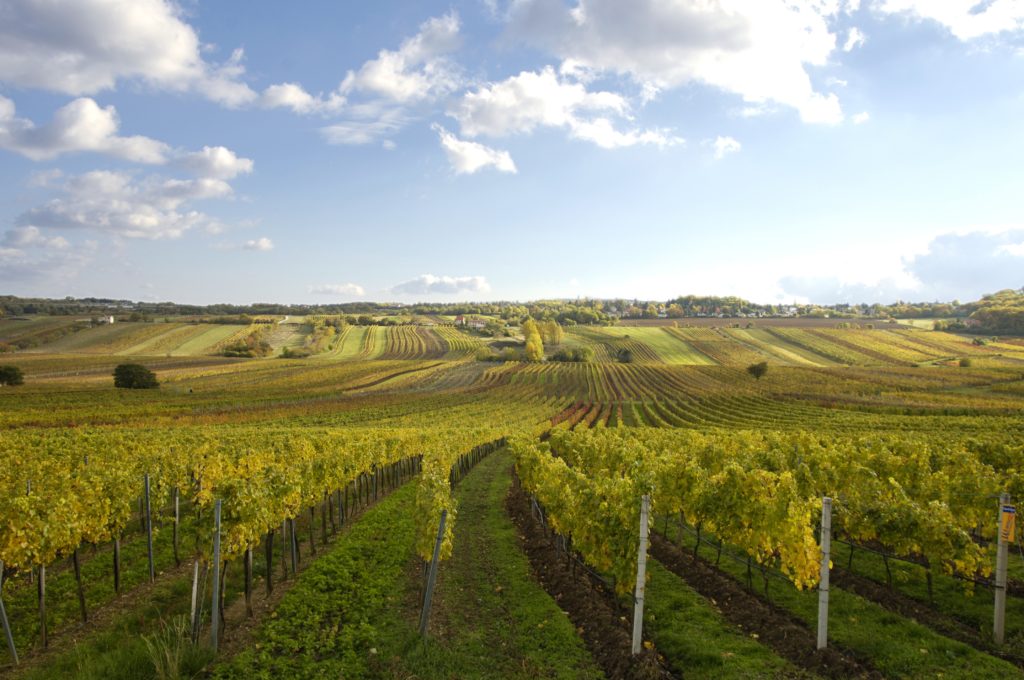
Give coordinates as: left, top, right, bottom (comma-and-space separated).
395, 451, 605, 679
507, 478, 673, 680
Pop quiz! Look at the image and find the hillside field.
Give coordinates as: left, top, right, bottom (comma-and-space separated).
1, 317, 1023, 679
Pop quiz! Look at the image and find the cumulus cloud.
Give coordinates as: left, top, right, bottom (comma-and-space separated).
0, 96, 169, 162
0, 0, 256, 106
877, 0, 1024, 41
16, 170, 234, 240
178, 146, 254, 180
779, 229, 1024, 303
449, 66, 681, 148
262, 13, 462, 148
505, 0, 845, 124
0, 97, 255, 179
260, 82, 346, 115
433, 124, 516, 174
243, 237, 274, 251
339, 13, 462, 104
391, 274, 490, 296
264, 13, 462, 145
712, 135, 741, 159
852, 111, 870, 124
308, 283, 366, 296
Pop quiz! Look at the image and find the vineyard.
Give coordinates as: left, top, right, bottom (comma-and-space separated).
1, 316, 1023, 678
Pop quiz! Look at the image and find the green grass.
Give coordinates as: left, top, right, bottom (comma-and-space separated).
20, 572, 214, 680
660, 521, 1022, 679
838, 540, 1024, 655
213, 482, 420, 679
2, 508, 194, 656
375, 450, 604, 679
644, 560, 799, 678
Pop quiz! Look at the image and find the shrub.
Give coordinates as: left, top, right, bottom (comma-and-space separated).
959, 357, 972, 368
0, 365, 24, 386
746, 361, 769, 380
549, 347, 593, 363
114, 363, 159, 389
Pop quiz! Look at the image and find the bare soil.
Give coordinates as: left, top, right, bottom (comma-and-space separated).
506, 480, 673, 680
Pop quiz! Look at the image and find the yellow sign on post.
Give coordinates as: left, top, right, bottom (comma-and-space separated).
1001, 505, 1016, 543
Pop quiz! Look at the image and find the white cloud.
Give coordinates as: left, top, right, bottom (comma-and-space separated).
391, 274, 491, 295
178, 146, 254, 180
0, 97, 255, 179
433, 124, 517, 174
449, 66, 680, 148
877, 0, 1024, 41
712, 135, 741, 159
506, 0, 845, 124
0, 0, 256, 106
852, 111, 870, 124
780, 229, 1024, 303
0, 96, 169, 162
308, 283, 366, 296
0, 230, 94, 282
321, 110, 409, 145
17, 170, 234, 240
243, 237, 274, 251
260, 82, 346, 115
339, 13, 462, 104
843, 26, 867, 51
27, 169, 64, 188
2, 226, 69, 250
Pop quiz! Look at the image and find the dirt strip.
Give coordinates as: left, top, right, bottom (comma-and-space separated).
650, 533, 881, 679
507, 481, 673, 680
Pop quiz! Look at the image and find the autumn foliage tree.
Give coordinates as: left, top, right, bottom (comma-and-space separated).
522, 319, 544, 361
539, 320, 564, 346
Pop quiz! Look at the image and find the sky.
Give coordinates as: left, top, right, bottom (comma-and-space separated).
0, 0, 1022, 306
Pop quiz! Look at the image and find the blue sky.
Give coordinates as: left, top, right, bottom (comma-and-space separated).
0, 0, 1022, 305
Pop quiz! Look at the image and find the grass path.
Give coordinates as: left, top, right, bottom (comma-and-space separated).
378, 450, 605, 679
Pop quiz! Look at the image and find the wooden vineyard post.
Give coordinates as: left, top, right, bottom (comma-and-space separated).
211, 499, 222, 652
144, 474, 155, 582
37, 564, 46, 648
817, 497, 832, 650
189, 561, 201, 643
244, 547, 253, 618
72, 548, 87, 622
994, 493, 1013, 645
631, 494, 650, 655
419, 509, 447, 637
113, 535, 121, 593
280, 520, 289, 579
265, 530, 274, 595
289, 518, 299, 573
308, 506, 316, 556
173, 487, 180, 567
0, 561, 18, 665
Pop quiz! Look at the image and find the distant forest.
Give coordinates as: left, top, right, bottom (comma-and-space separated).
1, 289, 1022, 333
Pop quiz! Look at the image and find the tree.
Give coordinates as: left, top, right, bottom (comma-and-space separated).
0, 365, 24, 386
522, 318, 544, 361
747, 361, 769, 380
540, 320, 564, 345
113, 363, 159, 389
